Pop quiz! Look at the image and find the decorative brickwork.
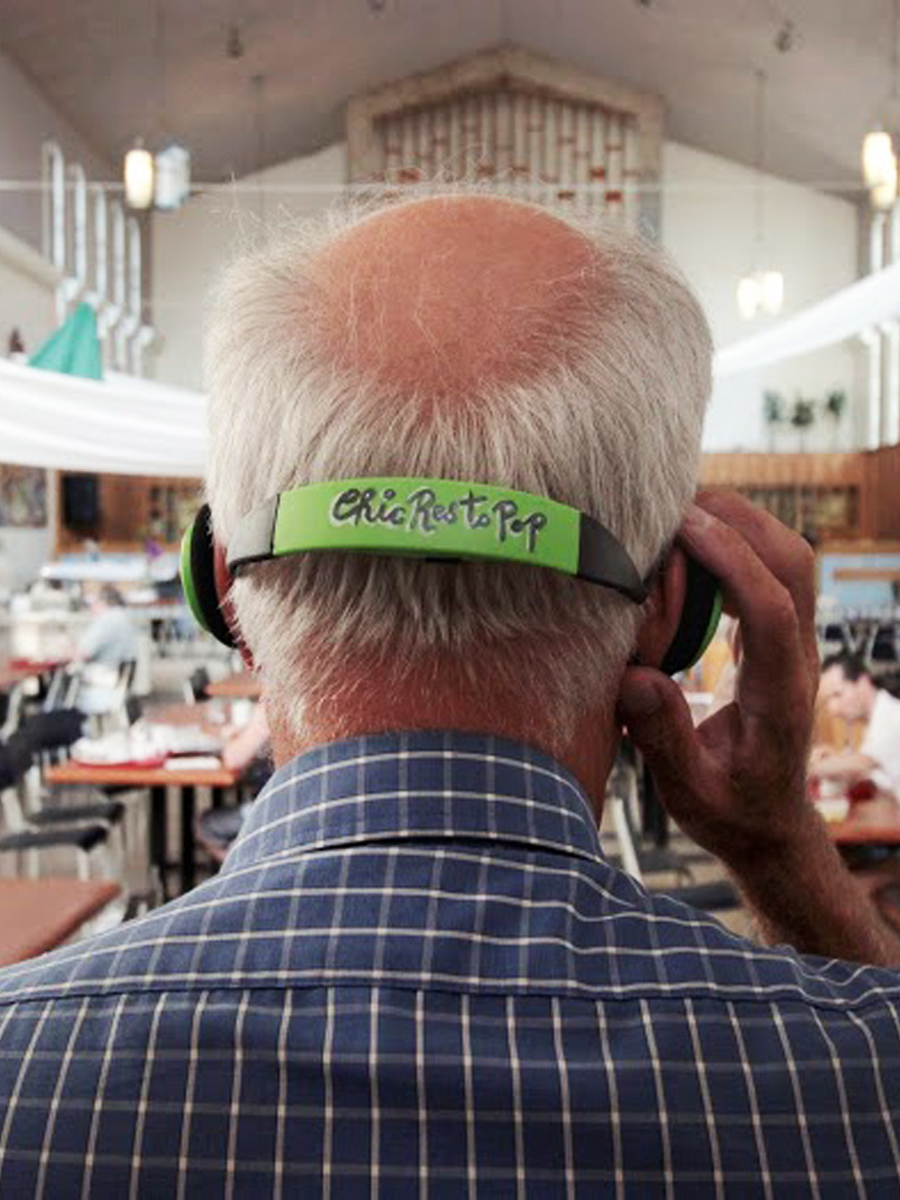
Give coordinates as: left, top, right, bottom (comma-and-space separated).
347, 46, 663, 234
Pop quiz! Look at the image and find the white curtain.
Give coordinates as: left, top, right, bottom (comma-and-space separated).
3, 260, 900, 478
713, 260, 900, 379
0, 357, 206, 476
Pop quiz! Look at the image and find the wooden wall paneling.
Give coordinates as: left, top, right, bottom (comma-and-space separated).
101, 477, 145, 543
699, 453, 867, 538
876, 444, 900, 540
55, 473, 201, 554
859, 444, 900, 540
700, 453, 864, 489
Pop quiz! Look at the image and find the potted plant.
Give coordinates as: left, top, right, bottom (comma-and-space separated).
763, 390, 785, 451
790, 397, 816, 451
824, 389, 847, 450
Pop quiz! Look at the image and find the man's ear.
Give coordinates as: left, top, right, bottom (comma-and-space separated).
213, 540, 255, 670
634, 545, 690, 669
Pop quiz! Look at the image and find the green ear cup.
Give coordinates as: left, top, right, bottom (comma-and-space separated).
180, 519, 204, 630
659, 556, 723, 677
180, 505, 236, 649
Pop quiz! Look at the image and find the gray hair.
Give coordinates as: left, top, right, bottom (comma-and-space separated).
204, 194, 713, 751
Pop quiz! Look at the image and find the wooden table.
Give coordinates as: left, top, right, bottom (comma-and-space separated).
207, 671, 263, 700
0, 878, 120, 967
45, 760, 241, 898
145, 700, 233, 729
0, 658, 65, 691
830, 820, 900, 845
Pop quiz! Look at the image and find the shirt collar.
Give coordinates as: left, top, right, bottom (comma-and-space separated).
223, 730, 603, 873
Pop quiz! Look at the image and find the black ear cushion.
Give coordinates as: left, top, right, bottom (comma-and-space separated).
190, 505, 237, 649
659, 555, 721, 676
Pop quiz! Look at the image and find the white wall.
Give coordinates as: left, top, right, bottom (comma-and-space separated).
661, 141, 863, 453
0, 224, 58, 357
0, 471, 57, 592
150, 143, 347, 392
152, 137, 863, 456
0, 48, 111, 252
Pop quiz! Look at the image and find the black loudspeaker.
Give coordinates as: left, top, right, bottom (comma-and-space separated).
62, 474, 99, 534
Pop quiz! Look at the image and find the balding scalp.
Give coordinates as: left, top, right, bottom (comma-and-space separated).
204, 190, 712, 751
312, 196, 599, 405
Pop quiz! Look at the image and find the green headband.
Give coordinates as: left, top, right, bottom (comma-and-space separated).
227, 477, 649, 604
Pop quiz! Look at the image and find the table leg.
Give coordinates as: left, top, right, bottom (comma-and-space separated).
181, 785, 196, 894
149, 786, 168, 902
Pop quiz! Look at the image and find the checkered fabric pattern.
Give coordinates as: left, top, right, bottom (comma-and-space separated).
0, 731, 899, 1198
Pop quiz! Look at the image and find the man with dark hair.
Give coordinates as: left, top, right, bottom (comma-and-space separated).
813, 650, 900, 797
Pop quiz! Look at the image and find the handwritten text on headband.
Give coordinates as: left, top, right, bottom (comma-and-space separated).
330, 486, 549, 553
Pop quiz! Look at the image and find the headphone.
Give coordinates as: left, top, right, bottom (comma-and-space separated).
181, 477, 722, 676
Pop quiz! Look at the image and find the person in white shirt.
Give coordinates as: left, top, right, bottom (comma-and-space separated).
73, 584, 139, 716
812, 652, 900, 798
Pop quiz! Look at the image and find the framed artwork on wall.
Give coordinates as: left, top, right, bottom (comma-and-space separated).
0, 465, 48, 528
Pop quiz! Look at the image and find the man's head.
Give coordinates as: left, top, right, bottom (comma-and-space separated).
204, 193, 712, 757
819, 653, 878, 723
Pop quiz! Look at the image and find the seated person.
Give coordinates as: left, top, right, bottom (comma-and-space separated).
811, 651, 900, 798
72, 584, 139, 715
200, 704, 272, 859
220, 700, 271, 775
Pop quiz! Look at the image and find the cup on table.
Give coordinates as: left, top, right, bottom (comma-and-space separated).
231, 699, 254, 728
818, 778, 846, 800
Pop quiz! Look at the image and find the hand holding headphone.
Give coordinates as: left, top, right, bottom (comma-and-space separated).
618, 490, 819, 866
181, 477, 723, 677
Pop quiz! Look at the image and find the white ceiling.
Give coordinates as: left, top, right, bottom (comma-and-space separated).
0, 0, 894, 194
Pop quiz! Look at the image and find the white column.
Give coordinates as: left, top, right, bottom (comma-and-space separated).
886, 205, 900, 444
865, 213, 887, 449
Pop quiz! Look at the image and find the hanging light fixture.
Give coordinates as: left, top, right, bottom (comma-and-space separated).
737, 70, 785, 320
736, 275, 761, 321
154, 142, 191, 210
862, 0, 900, 207
124, 140, 155, 209
122, 2, 191, 212
863, 130, 896, 188
872, 155, 899, 211
759, 269, 785, 314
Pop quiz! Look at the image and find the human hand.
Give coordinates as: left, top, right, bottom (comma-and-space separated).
617, 490, 820, 870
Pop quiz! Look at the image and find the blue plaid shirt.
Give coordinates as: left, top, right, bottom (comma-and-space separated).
0, 730, 899, 1198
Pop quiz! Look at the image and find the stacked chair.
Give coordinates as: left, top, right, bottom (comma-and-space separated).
0, 669, 150, 916
0, 715, 118, 883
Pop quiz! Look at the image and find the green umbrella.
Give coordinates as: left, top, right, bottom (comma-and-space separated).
28, 302, 103, 381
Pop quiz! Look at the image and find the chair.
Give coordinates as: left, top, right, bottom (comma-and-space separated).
183, 666, 211, 705
0, 684, 22, 740
603, 750, 737, 915
68, 658, 137, 734
0, 735, 115, 883
18, 710, 147, 888
605, 747, 712, 882
196, 802, 251, 867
